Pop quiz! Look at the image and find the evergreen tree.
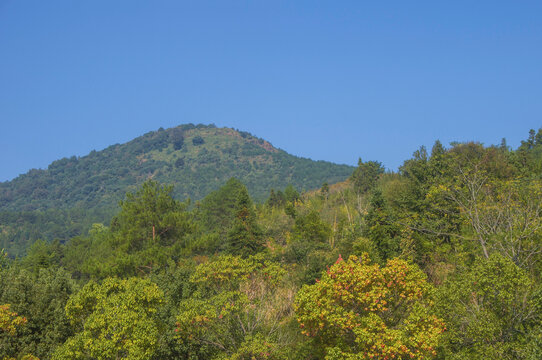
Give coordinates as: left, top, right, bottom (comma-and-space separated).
363, 189, 400, 261
170, 128, 184, 150
536, 128, 542, 145
199, 178, 245, 234
266, 189, 286, 208
320, 182, 329, 199
351, 158, 385, 194
0, 267, 77, 359
111, 180, 191, 251
225, 187, 264, 257
292, 210, 331, 244
284, 184, 300, 204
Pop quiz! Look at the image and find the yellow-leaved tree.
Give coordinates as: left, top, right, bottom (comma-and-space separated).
294, 254, 445, 359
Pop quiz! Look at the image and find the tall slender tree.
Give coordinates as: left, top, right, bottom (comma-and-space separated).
225, 186, 264, 257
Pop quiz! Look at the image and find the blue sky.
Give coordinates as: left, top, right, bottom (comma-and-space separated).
1, 1, 541, 182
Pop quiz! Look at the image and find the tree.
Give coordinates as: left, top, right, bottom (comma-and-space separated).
363, 190, 400, 261
226, 186, 264, 256
192, 135, 205, 146
170, 128, 184, 150
199, 178, 245, 234
429, 140, 447, 181
430, 165, 542, 267
20, 239, 62, 274
295, 254, 445, 359
229, 334, 287, 360
266, 189, 286, 208
100, 180, 193, 276
52, 278, 164, 360
435, 254, 542, 359
320, 182, 330, 199
0, 305, 38, 360
292, 210, 331, 244
536, 128, 542, 145
0, 304, 26, 336
284, 185, 300, 204
174, 157, 185, 168
500, 138, 509, 151
148, 259, 198, 359
0, 249, 8, 270
517, 128, 542, 174
351, 158, 385, 194
399, 146, 431, 212
176, 255, 294, 359
112, 180, 191, 250
0, 267, 76, 359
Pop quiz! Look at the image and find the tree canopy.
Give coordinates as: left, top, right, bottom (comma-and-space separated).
2, 128, 542, 359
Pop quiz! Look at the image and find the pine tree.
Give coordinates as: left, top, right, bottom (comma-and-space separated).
351, 158, 385, 194
225, 187, 264, 257
363, 189, 400, 261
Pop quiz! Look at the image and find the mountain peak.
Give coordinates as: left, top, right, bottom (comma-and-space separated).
0, 124, 353, 214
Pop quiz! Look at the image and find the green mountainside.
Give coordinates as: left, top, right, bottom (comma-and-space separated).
0, 124, 354, 255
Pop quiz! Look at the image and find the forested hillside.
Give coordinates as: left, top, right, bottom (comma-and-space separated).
0, 124, 353, 256
1, 128, 542, 360
0, 124, 353, 209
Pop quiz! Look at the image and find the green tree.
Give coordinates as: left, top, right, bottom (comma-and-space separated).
176, 255, 294, 359
351, 158, 385, 194
292, 210, 331, 244
112, 180, 191, 251
62, 224, 110, 281
20, 239, 62, 274
192, 135, 205, 146
399, 146, 431, 212
435, 254, 542, 359
284, 185, 300, 204
320, 182, 330, 199
174, 157, 185, 168
0, 267, 76, 359
52, 277, 164, 360
428, 163, 542, 267
170, 128, 184, 150
149, 259, 198, 359
230, 334, 287, 360
198, 178, 245, 234
0, 304, 38, 360
266, 189, 286, 208
0, 249, 8, 270
363, 189, 400, 261
226, 187, 264, 257
92, 180, 193, 277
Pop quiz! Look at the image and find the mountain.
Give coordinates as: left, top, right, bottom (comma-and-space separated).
0, 123, 354, 255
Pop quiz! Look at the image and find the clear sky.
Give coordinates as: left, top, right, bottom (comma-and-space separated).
1, 1, 541, 182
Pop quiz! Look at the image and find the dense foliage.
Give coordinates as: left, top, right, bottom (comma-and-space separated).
1, 128, 542, 359
295, 254, 445, 359
52, 278, 164, 360
0, 124, 353, 257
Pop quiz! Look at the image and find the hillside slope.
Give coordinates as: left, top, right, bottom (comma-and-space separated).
0, 124, 354, 255
0, 124, 353, 210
